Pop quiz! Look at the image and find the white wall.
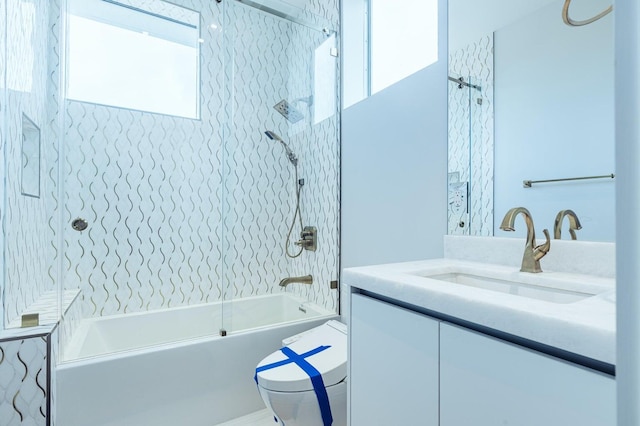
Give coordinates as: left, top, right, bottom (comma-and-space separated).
615, 0, 640, 423
494, 0, 614, 242
341, 0, 448, 270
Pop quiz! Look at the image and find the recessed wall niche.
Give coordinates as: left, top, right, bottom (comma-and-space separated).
21, 113, 41, 198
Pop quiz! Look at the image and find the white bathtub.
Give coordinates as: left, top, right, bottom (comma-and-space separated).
57, 293, 337, 426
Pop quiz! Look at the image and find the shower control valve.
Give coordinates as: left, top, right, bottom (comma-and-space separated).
295, 226, 317, 252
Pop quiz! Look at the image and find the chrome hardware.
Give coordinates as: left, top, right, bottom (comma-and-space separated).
330, 280, 338, 290
499, 207, 551, 273
523, 173, 614, 188
294, 226, 317, 252
448, 75, 482, 90
273, 99, 304, 124
298, 305, 307, 314
554, 210, 583, 240
71, 218, 88, 231
219, 329, 227, 337
279, 275, 313, 288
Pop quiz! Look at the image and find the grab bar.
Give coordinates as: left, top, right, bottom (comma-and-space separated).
562, 0, 612, 27
523, 174, 615, 188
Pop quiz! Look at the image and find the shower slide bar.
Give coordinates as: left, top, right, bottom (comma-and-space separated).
523, 174, 615, 188
448, 76, 481, 91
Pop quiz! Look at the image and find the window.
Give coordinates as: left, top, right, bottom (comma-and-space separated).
369, 0, 439, 94
67, 0, 200, 119
342, 0, 439, 108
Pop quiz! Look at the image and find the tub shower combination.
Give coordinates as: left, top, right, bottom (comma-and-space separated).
55, 0, 340, 424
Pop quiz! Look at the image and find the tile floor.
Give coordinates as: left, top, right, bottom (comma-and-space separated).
216, 409, 278, 426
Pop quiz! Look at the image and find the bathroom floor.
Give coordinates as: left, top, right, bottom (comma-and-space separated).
216, 409, 277, 426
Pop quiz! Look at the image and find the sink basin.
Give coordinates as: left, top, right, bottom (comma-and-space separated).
411, 266, 611, 304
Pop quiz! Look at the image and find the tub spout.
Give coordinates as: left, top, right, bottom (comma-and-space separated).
279, 275, 313, 288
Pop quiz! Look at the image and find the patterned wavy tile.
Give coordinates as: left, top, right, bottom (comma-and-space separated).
0, 337, 47, 426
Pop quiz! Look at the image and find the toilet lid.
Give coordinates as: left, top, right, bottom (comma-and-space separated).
256, 321, 347, 392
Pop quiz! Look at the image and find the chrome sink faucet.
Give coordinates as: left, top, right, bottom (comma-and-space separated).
279, 275, 313, 288
554, 209, 582, 240
499, 207, 551, 273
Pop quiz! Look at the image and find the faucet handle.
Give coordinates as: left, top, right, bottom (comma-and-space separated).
533, 229, 551, 261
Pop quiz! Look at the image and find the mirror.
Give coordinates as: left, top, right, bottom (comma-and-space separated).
448, 0, 614, 242
21, 113, 41, 198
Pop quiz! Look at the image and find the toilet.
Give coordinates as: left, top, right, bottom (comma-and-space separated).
255, 320, 347, 426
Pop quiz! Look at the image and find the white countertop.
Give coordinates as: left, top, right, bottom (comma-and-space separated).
344, 237, 616, 365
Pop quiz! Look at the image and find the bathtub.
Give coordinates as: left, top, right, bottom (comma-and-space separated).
57, 293, 337, 426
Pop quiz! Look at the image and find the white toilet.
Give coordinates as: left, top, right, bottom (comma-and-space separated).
255, 320, 347, 426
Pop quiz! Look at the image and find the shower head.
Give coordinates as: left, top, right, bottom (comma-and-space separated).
264, 130, 283, 142
264, 130, 298, 166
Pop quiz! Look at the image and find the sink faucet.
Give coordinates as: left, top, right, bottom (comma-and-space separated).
554, 209, 582, 240
499, 207, 551, 273
279, 275, 313, 288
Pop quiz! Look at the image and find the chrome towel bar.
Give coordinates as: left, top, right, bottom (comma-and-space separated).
523, 174, 615, 188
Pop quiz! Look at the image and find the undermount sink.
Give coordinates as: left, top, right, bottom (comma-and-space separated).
426, 272, 595, 304
412, 266, 610, 304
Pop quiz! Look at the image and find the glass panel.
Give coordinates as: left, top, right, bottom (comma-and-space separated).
2, 0, 60, 330
448, 75, 471, 235
58, 0, 339, 362
60, 0, 216, 361
448, 33, 494, 237
448, 74, 488, 236
220, 0, 340, 335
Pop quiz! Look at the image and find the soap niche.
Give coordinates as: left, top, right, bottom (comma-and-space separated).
21, 113, 41, 198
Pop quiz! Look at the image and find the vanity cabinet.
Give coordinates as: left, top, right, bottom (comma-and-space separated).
440, 323, 616, 426
350, 293, 616, 426
350, 293, 440, 426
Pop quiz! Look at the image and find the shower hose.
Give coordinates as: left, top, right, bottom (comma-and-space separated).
285, 164, 304, 258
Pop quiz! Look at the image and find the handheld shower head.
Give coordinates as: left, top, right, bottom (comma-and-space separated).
264, 130, 283, 142
264, 130, 298, 166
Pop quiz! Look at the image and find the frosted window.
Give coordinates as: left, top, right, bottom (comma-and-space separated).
67, 0, 200, 119
370, 0, 438, 94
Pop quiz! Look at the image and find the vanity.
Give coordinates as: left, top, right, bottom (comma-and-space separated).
345, 236, 616, 426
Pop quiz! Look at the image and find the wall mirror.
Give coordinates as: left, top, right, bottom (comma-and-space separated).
21, 113, 41, 198
448, 0, 614, 242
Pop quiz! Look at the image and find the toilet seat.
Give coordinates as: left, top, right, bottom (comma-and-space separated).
255, 320, 347, 393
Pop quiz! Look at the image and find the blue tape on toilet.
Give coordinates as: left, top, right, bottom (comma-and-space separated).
255, 345, 333, 426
